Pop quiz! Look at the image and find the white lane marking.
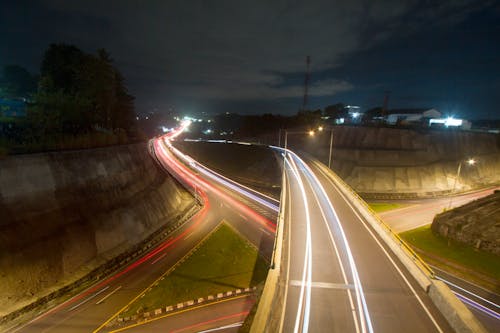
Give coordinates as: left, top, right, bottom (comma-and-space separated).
302, 168, 361, 333
301, 158, 375, 333
453, 291, 500, 319
436, 275, 500, 310
259, 227, 271, 235
430, 264, 500, 298
95, 286, 122, 305
276, 146, 372, 333
67, 286, 110, 312
184, 232, 194, 240
290, 280, 355, 290
238, 213, 248, 221
198, 322, 244, 332
288, 156, 313, 333
315, 163, 444, 333
150, 250, 170, 265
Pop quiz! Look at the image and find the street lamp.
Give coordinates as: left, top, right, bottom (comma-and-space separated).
448, 158, 476, 209
316, 125, 334, 169
327, 128, 334, 169
283, 129, 315, 150
281, 129, 315, 174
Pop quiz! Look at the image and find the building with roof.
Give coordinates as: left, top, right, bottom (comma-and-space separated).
386, 108, 442, 125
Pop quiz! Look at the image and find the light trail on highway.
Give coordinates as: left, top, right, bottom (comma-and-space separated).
154, 137, 276, 233
12, 123, 277, 333
285, 155, 313, 333
279, 147, 373, 333
166, 139, 279, 212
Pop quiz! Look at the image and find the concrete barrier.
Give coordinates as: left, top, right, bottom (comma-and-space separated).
250, 171, 287, 333
429, 281, 487, 333
313, 161, 433, 291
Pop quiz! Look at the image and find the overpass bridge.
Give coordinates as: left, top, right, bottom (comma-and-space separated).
252, 148, 486, 333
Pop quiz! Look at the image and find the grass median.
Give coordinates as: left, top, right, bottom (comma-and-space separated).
400, 225, 500, 291
121, 222, 268, 317
368, 202, 408, 213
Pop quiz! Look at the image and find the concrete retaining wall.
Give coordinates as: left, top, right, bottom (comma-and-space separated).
294, 126, 500, 196
0, 143, 194, 318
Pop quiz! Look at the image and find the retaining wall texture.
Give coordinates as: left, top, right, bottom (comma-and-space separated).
298, 127, 500, 196
432, 191, 500, 255
0, 143, 194, 316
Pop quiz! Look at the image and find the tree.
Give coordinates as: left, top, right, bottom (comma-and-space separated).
296, 109, 322, 127
1, 65, 37, 98
31, 44, 136, 136
40, 43, 86, 94
362, 107, 384, 123
324, 103, 347, 119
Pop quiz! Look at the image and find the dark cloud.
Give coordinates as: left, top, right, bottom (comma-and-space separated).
1, 0, 498, 117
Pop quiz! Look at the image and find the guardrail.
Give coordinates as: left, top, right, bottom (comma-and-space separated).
312, 160, 435, 279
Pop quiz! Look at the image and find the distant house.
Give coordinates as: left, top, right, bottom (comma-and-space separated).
0, 98, 27, 118
386, 108, 441, 125
429, 117, 472, 130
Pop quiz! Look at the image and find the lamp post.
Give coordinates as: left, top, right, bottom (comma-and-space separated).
317, 125, 334, 169
448, 158, 476, 209
328, 128, 334, 169
282, 129, 315, 172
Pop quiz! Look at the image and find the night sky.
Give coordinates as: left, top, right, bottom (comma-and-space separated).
2, 0, 499, 119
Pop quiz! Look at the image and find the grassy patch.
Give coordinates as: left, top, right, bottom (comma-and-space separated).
122, 223, 268, 316
400, 225, 500, 290
368, 202, 407, 213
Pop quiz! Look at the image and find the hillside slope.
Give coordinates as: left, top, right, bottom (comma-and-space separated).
0, 143, 194, 317
431, 191, 500, 255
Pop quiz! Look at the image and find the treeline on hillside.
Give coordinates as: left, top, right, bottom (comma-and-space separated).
0, 43, 137, 154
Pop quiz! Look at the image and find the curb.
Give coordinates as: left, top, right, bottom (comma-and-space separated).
115, 287, 257, 325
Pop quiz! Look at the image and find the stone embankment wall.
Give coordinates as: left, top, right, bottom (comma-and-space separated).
298, 126, 500, 197
432, 191, 500, 255
0, 143, 194, 316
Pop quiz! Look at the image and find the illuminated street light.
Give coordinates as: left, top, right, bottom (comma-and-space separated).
315, 125, 335, 169
282, 129, 316, 177
448, 158, 477, 209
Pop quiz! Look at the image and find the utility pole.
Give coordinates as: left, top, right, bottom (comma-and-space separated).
302, 56, 311, 112
328, 128, 334, 169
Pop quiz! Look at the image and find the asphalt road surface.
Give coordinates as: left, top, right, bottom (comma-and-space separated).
113, 296, 254, 333
9, 134, 277, 333
277, 149, 453, 333
378, 187, 499, 233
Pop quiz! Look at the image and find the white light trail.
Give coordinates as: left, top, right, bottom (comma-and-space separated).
293, 154, 374, 333
167, 139, 280, 212
286, 155, 313, 333
274, 145, 374, 333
